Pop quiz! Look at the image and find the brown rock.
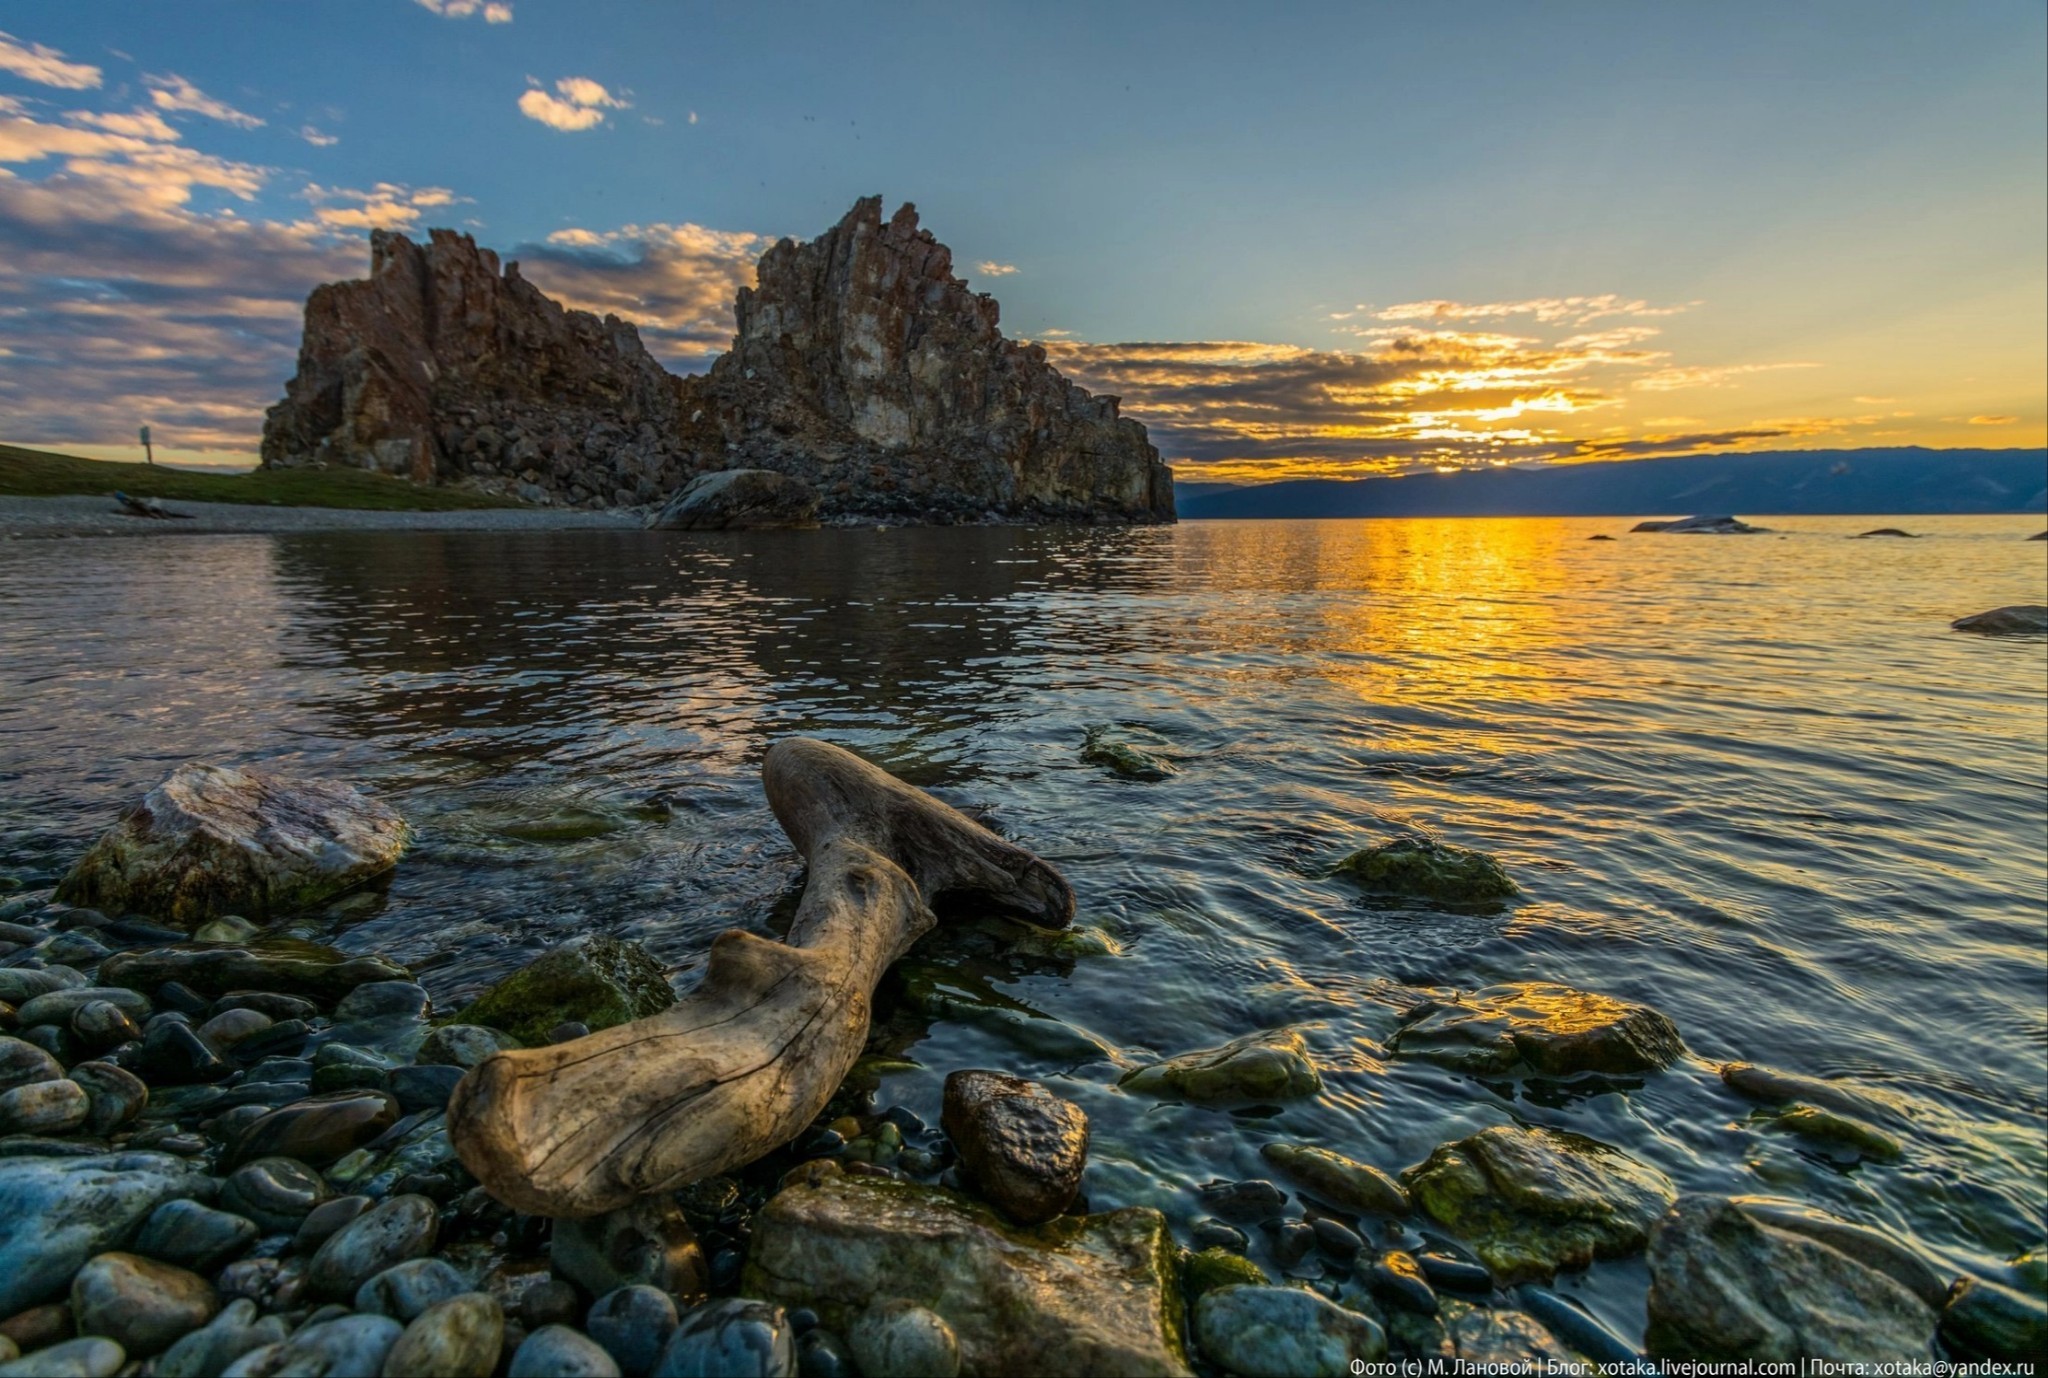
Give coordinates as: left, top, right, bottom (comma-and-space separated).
941, 1069, 1089, 1225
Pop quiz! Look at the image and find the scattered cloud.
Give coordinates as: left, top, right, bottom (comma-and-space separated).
520, 222, 773, 365
1631, 361, 1819, 391
416, 0, 513, 20
1968, 414, 2018, 426
1340, 295, 1699, 328
0, 30, 101, 89
303, 182, 461, 231
299, 124, 338, 147
975, 260, 1018, 277
1852, 395, 1896, 404
688, 110, 698, 125
145, 74, 265, 129
518, 76, 627, 131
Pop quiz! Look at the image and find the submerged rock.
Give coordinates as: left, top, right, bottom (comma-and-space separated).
1120, 1028, 1322, 1105
647, 469, 821, 531
1951, 605, 2048, 635
744, 1174, 1190, 1376
1403, 1126, 1676, 1283
941, 1069, 1089, 1225
1631, 515, 1764, 534
1388, 982, 1684, 1076
1942, 1275, 2048, 1364
1193, 1284, 1386, 1376
1259, 1143, 1411, 1216
0, 1151, 211, 1314
1645, 1195, 1936, 1360
100, 941, 411, 1004
1332, 836, 1518, 905
1856, 528, 1916, 538
1183, 1247, 1268, 1303
55, 764, 408, 927
457, 935, 674, 1047
1754, 1104, 1902, 1160
1080, 728, 1175, 781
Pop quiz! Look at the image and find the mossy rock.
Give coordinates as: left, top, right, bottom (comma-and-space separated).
1183, 1246, 1268, 1303
1121, 1028, 1322, 1105
457, 935, 674, 1046
1332, 836, 1517, 905
1755, 1104, 1902, 1161
1081, 727, 1175, 782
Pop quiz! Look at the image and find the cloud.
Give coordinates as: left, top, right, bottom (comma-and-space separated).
416, 0, 513, 20
1, 107, 267, 206
519, 221, 772, 365
1968, 414, 2018, 425
975, 261, 1018, 277
0, 30, 101, 89
303, 182, 461, 231
1631, 361, 1819, 391
299, 125, 338, 147
145, 74, 265, 129
1358, 295, 1698, 327
518, 76, 627, 131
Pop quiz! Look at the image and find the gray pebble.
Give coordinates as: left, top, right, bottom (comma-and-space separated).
133, 1199, 258, 1272
67, 1061, 147, 1135
0, 1036, 62, 1092
221, 1311, 402, 1377
220, 1157, 331, 1233
333, 981, 431, 1023
846, 1299, 959, 1378
0, 1336, 125, 1377
294, 1193, 374, 1254
415, 1024, 511, 1069
511, 1324, 623, 1377
586, 1284, 677, 1378
654, 1298, 795, 1378
155, 1297, 289, 1378
0, 1077, 87, 1135
307, 1193, 440, 1298
69, 1250, 219, 1357
355, 1256, 471, 1320
382, 1291, 503, 1377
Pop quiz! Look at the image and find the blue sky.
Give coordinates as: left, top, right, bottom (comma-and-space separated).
2, 2, 2042, 476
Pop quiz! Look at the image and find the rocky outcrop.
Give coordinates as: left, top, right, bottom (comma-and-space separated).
262, 201, 1177, 525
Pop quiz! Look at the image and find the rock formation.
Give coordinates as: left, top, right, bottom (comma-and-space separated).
262, 200, 1176, 524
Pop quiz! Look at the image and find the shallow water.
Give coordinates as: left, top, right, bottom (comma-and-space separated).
3, 514, 2043, 1337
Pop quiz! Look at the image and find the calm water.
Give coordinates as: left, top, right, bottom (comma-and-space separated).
3, 515, 2044, 1337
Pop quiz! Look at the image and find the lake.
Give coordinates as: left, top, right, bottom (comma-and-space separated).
2, 513, 2042, 1343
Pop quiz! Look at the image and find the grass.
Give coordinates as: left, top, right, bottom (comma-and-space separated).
0, 443, 523, 511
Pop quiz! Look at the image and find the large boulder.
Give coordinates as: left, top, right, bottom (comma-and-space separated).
1387, 982, 1684, 1076
1645, 1195, 1937, 1360
743, 1174, 1190, 1377
1951, 605, 2048, 635
646, 469, 820, 531
1402, 1126, 1676, 1283
56, 765, 409, 927
0, 1152, 214, 1315
455, 935, 674, 1047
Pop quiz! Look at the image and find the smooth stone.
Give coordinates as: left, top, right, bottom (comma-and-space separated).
512, 1324, 623, 1378
1184, 1246, 1269, 1303
132, 1020, 231, 1085
68, 1002, 141, 1052
1517, 1284, 1641, 1366
1311, 1216, 1363, 1259
586, 1285, 677, 1378
307, 1194, 440, 1298
295, 1194, 374, 1253
1389, 982, 1684, 1076
335, 981, 431, 1023
455, 936, 675, 1047
1403, 1125, 1677, 1283
156, 1297, 289, 1378
381, 1291, 502, 1377
312, 1062, 388, 1094
1446, 1303, 1579, 1362
1080, 726, 1175, 780
1191, 1219, 1249, 1252
1726, 1197, 1948, 1306
356, 1257, 471, 1321
846, 1298, 958, 1378
226, 1089, 401, 1169
744, 1174, 1189, 1376
551, 1196, 706, 1303
520, 1279, 582, 1330
654, 1298, 795, 1378
547, 1021, 590, 1044
1943, 1276, 2048, 1364
191, 916, 262, 943
0, 1152, 210, 1314
415, 1024, 513, 1069
227, 1020, 313, 1063
0, 969, 85, 1007
0, 1300, 73, 1351
1370, 1251, 1438, 1314
1645, 1194, 1935, 1360
0, 1038, 62, 1093
1194, 1284, 1387, 1376
1120, 1028, 1322, 1104
221, 1312, 403, 1377
940, 1069, 1089, 1225
1261, 1144, 1411, 1216
213, 992, 318, 1023
69, 1251, 217, 1356
794, 1329, 853, 1378
155, 982, 212, 1018
1274, 1219, 1317, 1268
15, 989, 151, 1030
220, 1157, 331, 1233
1332, 835, 1518, 904
315, 1042, 399, 1071
197, 1008, 274, 1051
133, 1199, 258, 1272
31, 933, 108, 968
388, 1064, 466, 1114
243, 1057, 316, 1084
1951, 605, 2048, 635
0, 1335, 124, 1377
1197, 1178, 1290, 1221
18, 1025, 78, 1068
0, 1078, 87, 1135
100, 942, 411, 1004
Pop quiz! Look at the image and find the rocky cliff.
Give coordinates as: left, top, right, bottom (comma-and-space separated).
262, 201, 1175, 524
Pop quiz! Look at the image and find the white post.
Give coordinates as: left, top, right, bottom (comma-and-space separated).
140, 424, 154, 466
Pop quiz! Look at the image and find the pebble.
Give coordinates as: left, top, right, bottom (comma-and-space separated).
1199, 1177, 1290, 1221
307, 1193, 440, 1298
18, 1025, 78, 1067
66, 1062, 146, 1135
547, 1021, 589, 1044
132, 1020, 230, 1085
220, 1157, 331, 1233
846, 1298, 959, 1378
796, 1328, 855, 1377
294, 1194, 373, 1253
220, 1311, 402, 1376
196, 1008, 273, 1051
1274, 1219, 1317, 1267
1416, 1251, 1493, 1292
0, 1335, 124, 1377
68, 1001, 140, 1051
1191, 1218, 1250, 1252
939, 1069, 1089, 1225
333, 981, 431, 1023
1311, 1216, 1364, 1259
0, 1301, 71, 1352
225, 1089, 400, 1169
154, 983, 213, 1018
155, 1298, 289, 1378
654, 1298, 796, 1378
356, 1256, 472, 1321
586, 1285, 678, 1378
552, 1197, 706, 1301
388, 1063, 466, 1113
212, 992, 317, 1023
69, 1251, 219, 1356
416, 1024, 512, 1069
190, 916, 261, 944
0, 1078, 87, 1135
1369, 1250, 1438, 1314
133, 1199, 259, 1272
0, 969, 84, 1006
0, 1038, 62, 1092
512, 1324, 623, 1377
15, 989, 150, 1030
1194, 1283, 1387, 1376
520, 1279, 582, 1329
381, 1291, 503, 1377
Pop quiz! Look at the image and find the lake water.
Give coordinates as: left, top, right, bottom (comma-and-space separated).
2, 514, 2043, 1340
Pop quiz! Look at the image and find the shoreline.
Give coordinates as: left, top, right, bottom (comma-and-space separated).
0, 495, 645, 540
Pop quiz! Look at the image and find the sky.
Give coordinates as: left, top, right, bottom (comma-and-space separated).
1, 2, 2043, 480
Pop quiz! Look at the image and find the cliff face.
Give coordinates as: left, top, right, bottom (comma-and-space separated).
261, 201, 1175, 523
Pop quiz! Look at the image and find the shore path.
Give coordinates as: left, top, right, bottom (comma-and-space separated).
0, 494, 644, 540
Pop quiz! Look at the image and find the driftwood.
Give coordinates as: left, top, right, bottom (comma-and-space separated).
448, 737, 1075, 1218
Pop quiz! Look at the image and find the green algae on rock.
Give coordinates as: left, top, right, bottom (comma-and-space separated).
1081, 727, 1175, 782
1403, 1125, 1676, 1283
1120, 1028, 1322, 1105
1193, 1284, 1386, 1376
56, 764, 409, 928
100, 940, 411, 1004
1259, 1143, 1411, 1216
1182, 1247, 1268, 1304
1753, 1104, 1903, 1161
455, 935, 674, 1047
1388, 982, 1684, 1077
744, 1174, 1190, 1377
1331, 836, 1517, 905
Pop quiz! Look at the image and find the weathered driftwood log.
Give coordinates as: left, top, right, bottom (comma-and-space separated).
448, 738, 1075, 1218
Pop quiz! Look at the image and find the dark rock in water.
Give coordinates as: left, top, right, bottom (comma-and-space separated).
293, 1194, 372, 1253
1855, 527, 1916, 537
1951, 605, 2048, 635
225, 1089, 400, 1169
1517, 1284, 1641, 1366
67, 1061, 147, 1136
648, 469, 821, 531
794, 1328, 854, 1378
195, 1008, 272, 1052
1310, 1216, 1363, 1259
1403, 1126, 1676, 1284
2031, 531, 2047, 540
333, 980, 431, 1022
211, 991, 317, 1023
457, 935, 674, 1047
551, 1196, 707, 1303
219, 1157, 331, 1233
1120, 1029, 1322, 1104
940, 1069, 1089, 1225
1587, 533, 1616, 540
100, 942, 411, 1003
155, 1297, 288, 1378
845, 1298, 959, 1378
353, 1256, 470, 1320
1079, 727, 1175, 781
1194, 1283, 1387, 1373
1260, 1144, 1411, 1217
16, 987, 151, 1030
132, 1199, 257, 1272
53, 765, 408, 928
1445, 1303, 1580, 1363
1191, 1219, 1249, 1253
1370, 1251, 1438, 1314
70, 1000, 141, 1051
519, 1278, 582, 1330
1645, 1194, 1936, 1360
388, 1063, 466, 1114
1273, 1219, 1317, 1268
0, 1152, 211, 1314
1197, 1177, 1291, 1221
512, 1324, 623, 1378
0, 968, 86, 1006
380, 1291, 503, 1376
653, 1298, 795, 1378
1183, 1247, 1268, 1303
1942, 1275, 2048, 1364
1631, 515, 1763, 534
1388, 982, 1684, 1076
586, 1284, 678, 1378
306, 1193, 440, 1299
131, 1019, 230, 1085
1333, 836, 1518, 905
69, 1251, 218, 1357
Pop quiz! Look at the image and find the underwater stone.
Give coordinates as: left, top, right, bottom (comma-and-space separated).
1120, 1028, 1322, 1105
1388, 982, 1683, 1076
1332, 836, 1517, 905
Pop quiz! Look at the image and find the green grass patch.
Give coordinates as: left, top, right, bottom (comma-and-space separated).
0, 443, 522, 511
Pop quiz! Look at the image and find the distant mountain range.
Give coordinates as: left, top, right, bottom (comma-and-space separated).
1173, 448, 2047, 519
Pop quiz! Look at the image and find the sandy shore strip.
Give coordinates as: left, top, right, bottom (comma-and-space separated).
0, 494, 645, 539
